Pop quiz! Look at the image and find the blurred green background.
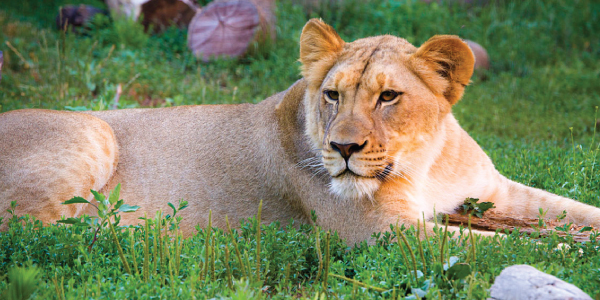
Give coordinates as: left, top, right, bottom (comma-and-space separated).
1, 0, 598, 140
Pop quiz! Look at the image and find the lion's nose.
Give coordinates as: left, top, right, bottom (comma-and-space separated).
330, 141, 366, 161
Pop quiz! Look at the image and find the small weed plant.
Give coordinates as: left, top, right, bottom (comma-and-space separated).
460, 198, 495, 218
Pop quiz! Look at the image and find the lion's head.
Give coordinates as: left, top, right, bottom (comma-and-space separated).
298, 19, 475, 200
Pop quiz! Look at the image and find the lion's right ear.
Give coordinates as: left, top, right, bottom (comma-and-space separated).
409, 35, 475, 105
299, 19, 345, 84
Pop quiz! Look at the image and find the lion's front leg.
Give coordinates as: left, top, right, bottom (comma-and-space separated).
372, 199, 498, 245
490, 176, 600, 228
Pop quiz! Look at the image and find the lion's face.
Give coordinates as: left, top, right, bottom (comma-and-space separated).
313, 37, 446, 199
299, 19, 475, 200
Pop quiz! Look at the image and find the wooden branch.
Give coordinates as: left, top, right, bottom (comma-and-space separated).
444, 211, 596, 243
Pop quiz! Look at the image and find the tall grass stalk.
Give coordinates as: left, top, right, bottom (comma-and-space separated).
468, 215, 476, 264
203, 210, 212, 281
166, 238, 174, 287
322, 231, 331, 294
129, 229, 138, 275
314, 223, 323, 283
159, 213, 166, 282
51, 275, 65, 300
283, 262, 291, 285
395, 221, 415, 287
256, 200, 263, 282
439, 216, 449, 266
328, 274, 387, 293
143, 214, 150, 282
422, 213, 435, 266
175, 230, 181, 277
244, 252, 252, 281
570, 127, 577, 187
397, 225, 419, 284
416, 220, 427, 275
152, 217, 158, 277
5, 41, 29, 68
226, 215, 247, 277
225, 246, 232, 289
210, 235, 216, 282
108, 220, 131, 274
586, 106, 599, 189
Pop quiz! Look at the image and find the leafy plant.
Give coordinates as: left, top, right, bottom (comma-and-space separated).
537, 208, 548, 229
555, 222, 573, 232
461, 198, 495, 218
4, 201, 24, 226
164, 199, 188, 231
556, 210, 568, 221
57, 184, 139, 250
87, 13, 149, 49
56, 184, 140, 275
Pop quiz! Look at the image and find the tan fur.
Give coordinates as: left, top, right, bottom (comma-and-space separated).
1, 19, 599, 243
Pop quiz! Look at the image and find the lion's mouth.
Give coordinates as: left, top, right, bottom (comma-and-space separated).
332, 163, 393, 181
333, 169, 361, 178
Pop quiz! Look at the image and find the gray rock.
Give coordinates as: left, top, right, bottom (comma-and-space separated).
490, 265, 592, 300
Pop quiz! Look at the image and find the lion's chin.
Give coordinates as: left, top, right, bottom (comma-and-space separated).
329, 173, 380, 201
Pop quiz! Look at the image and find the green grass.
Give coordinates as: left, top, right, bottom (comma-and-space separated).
1, 0, 599, 298
2, 194, 599, 299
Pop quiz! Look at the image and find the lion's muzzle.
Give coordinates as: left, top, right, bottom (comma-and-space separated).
330, 141, 366, 162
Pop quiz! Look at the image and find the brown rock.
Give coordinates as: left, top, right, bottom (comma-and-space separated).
56, 5, 108, 32
141, 0, 198, 32
251, 0, 277, 44
465, 39, 490, 70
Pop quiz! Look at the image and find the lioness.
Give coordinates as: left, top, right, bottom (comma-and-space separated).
1, 19, 599, 244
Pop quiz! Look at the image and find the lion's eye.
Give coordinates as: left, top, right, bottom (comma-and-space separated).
379, 90, 402, 102
324, 90, 340, 102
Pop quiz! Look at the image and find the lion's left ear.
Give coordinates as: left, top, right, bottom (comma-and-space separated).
409, 35, 475, 105
299, 19, 345, 84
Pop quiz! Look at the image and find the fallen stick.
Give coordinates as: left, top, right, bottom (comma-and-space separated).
444, 210, 597, 243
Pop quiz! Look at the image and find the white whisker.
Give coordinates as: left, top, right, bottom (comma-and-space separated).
379, 154, 423, 185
